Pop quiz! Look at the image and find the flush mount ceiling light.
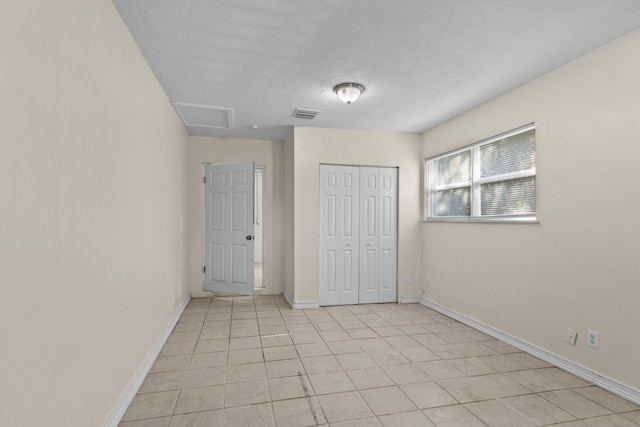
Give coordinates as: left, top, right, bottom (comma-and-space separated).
333, 82, 365, 104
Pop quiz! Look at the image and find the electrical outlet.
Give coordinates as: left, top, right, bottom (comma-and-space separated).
407, 274, 413, 284
587, 330, 599, 349
426, 278, 431, 288
566, 329, 577, 345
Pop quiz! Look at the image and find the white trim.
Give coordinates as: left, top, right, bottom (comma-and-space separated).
293, 300, 321, 309
418, 298, 640, 405
399, 296, 420, 304
282, 289, 320, 309
103, 293, 191, 427
254, 166, 266, 290
282, 289, 294, 307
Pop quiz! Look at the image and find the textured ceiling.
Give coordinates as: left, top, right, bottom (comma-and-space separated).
113, 0, 640, 141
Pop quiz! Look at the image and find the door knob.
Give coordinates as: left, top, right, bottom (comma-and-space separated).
346, 242, 351, 246
246, 235, 253, 240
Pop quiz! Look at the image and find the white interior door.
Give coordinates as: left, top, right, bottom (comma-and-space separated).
203, 162, 255, 295
320, 165, 398, 306
319, 165, 360, 306
359, 167, 397, 303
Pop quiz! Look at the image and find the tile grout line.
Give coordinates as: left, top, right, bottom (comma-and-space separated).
298, 371, 321, 425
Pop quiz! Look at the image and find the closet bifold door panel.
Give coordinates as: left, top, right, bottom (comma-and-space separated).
319, 165, 397, 306
359, 167, 398, 304
319, 165, 360, 306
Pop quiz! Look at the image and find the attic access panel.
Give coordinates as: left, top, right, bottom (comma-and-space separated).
172, 103, 234, 129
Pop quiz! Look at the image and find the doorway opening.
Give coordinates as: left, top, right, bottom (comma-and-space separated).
254, 167, 265, 289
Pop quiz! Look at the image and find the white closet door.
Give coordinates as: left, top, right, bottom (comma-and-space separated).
319, 165, 360, 306
359, 167, 398, 304
359, 167, 380, 304
376, 167, 398, 303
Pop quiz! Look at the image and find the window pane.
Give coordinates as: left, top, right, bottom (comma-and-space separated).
480, 176, 536, 216
434, 187, 470, 216
437, 150, 471, 185
480, 129, 535, 177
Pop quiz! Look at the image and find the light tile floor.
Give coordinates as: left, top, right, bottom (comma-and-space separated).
120, 296, 640, 426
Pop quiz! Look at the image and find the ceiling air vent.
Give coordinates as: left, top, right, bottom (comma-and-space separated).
293, 108, 321, 120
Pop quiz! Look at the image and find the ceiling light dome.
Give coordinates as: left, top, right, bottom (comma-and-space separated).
334, 82, 365, 104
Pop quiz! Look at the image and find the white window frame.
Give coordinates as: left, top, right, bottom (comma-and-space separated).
425, 123, 537, 223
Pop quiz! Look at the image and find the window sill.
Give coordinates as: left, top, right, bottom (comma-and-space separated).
424, 217, 539, 224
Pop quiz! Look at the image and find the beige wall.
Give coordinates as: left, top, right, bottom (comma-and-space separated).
421, 29, 640, 391
289, 127, 422, 303
187, 137, 285, 297
0, 1, 189, 425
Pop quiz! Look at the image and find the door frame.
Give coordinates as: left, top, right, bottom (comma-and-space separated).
254, 166, 265, 289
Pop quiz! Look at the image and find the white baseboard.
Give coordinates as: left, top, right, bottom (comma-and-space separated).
293, 300, 320, 309
418, 297, 640, 405
103, 293, 191, 427
282, 289, 294, 307
282, 289, 320, 309
399, 296, 420, 304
